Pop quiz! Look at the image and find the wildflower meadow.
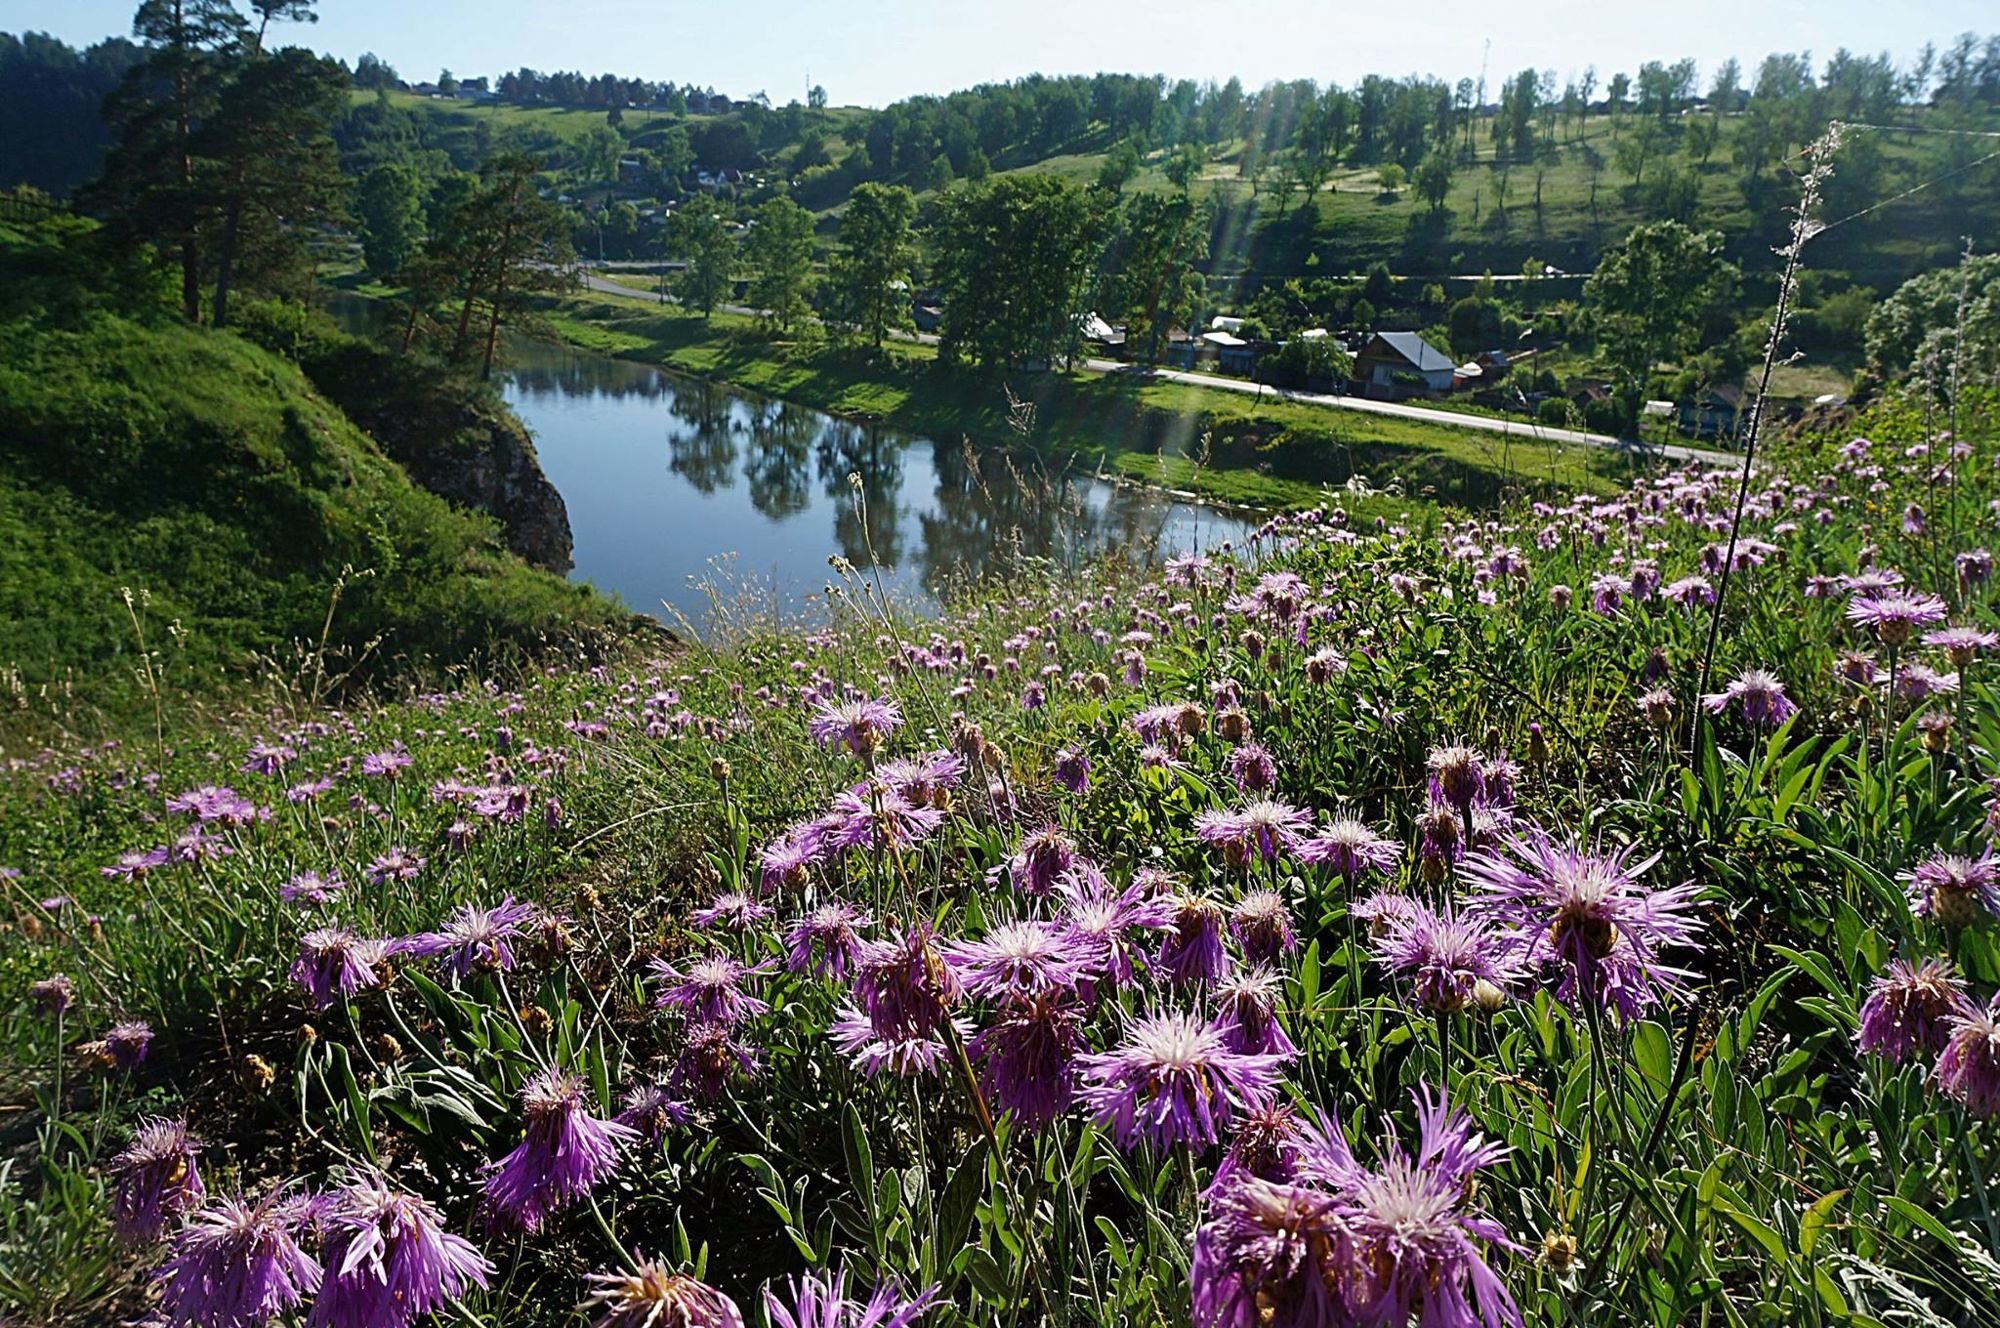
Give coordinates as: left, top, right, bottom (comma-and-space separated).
4, 387, 2000, 1327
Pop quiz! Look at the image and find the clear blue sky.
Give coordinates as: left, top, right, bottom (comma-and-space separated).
4, 0, 1991, 108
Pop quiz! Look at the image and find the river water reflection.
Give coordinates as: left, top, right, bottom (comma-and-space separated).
320, 290, 1254, 626
498, 339, 1254, 625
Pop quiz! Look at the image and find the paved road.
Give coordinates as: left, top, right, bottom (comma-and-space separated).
566, 272, 1738, 469
1085, 364, 1738, 466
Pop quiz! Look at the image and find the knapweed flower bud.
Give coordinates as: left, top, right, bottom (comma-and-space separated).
371, 1033, 403, 1063
1472, 978, 1509, 1013
1540, 1230, 1580, 1274
520, 1005, 554, 1037
1526, 723, 1550, 766
709, 757, 731, 784
240, 1054, 276, 1093
30, 973, 73, 1015
1638, 688, 1675, 729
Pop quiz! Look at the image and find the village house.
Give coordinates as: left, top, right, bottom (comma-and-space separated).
1678, 384, 1746, 440
1350, 331, 1455, 400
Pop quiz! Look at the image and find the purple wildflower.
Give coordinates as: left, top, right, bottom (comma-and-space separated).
969, 991, 1086, 1126
616, 1080, 693, 1148
1462, 830, 1700, 1019
1426, 745, 1487, 814
1191, 1179, 1354, 1328
584, 1260, 743, 1328
945, 920, 1091, 1000
281, 871, 345, 907
1847, 592, 1949, 648
1000, 825, 1079, 896
307, 1174, 493, 1328
1893, 662, 1959, 702
1054, 747, 1091, 794
785, 901, 872, 979
763, 1266, 942, 1328
1937, 995, 2000, 1117
403, 897, 536, 981
290, 928, 386, 1010
830, 1006, 959, 1079
1078, 1010, 1284, 1150
808, 696, 904, 758
852, 924, 963, 1041
483, 1070, 637, 1231
1333, 1087, 1523, 1328
361, 748, 413, 780
1227, 743, 1279, 795
1158, 893, 1234, 986
674, 1021, 759, 1100
1416, 803, 1465, 883
1229, 890, 1297, 966
105, 1019, 154, 1069
760, 822, 825, 891
1858, 957, 1973, 1065
1352, 889, 1422, 938
1700, 669, 1797, 728
365, 847, 426, 886
112, 1117, 205, 1243
1058, 869, 1177, 988
1296, 818, 1401, 882
156, 1192, 323, 1328
1905, 849, 2000, 927
690, 892, 772, 931
874, 750, 964, 808
1925, 625, 2000, 669
1213, 969, 1297, 1059
821, 785, 943, 853
1196, 800, 1311, 867
30, 973, 74, 1015
241, 742, 297, 776
649, 953, 770, 1026
1373, 901, 1525, 1015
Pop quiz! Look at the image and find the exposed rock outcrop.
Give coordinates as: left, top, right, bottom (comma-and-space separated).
300, 341, 574, 573
383, 398, 574, 574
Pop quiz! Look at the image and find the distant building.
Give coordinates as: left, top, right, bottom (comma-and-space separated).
1351, 332, 1455, 400
1678, 385, 1745, 440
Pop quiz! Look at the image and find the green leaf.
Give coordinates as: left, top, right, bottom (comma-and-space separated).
1884, 1194, 1962, 1248
1769, 946, 1844, 1000
1629, 1020, 1672, 1091
1714, 1200, 1788, 1264
956, 1246, 1011, 1305
1800, 1188, 1846, 1257
842, 1101, 876, 1222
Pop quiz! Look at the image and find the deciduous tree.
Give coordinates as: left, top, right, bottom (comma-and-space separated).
670, 195, 738, 319
829, 182, 916, 349
745, 196, 816, 333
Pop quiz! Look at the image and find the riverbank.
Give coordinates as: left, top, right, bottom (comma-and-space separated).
523, 284, 1639, 518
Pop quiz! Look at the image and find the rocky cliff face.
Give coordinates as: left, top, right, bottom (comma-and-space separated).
302, 342, 575, 573
387, 400, 574, 574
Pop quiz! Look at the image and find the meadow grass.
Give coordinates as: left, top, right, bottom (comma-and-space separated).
2, 383, 1996, 1326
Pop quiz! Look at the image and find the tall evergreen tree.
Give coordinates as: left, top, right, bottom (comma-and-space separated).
92, 0, 248, 321
199, 45, 347, 325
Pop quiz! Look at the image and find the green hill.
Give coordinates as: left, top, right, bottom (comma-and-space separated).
0, 219, 617, 730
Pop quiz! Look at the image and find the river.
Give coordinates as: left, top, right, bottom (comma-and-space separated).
329, 299, 1252, 627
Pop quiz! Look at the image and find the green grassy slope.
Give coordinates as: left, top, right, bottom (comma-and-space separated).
0, 226, 618, 726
